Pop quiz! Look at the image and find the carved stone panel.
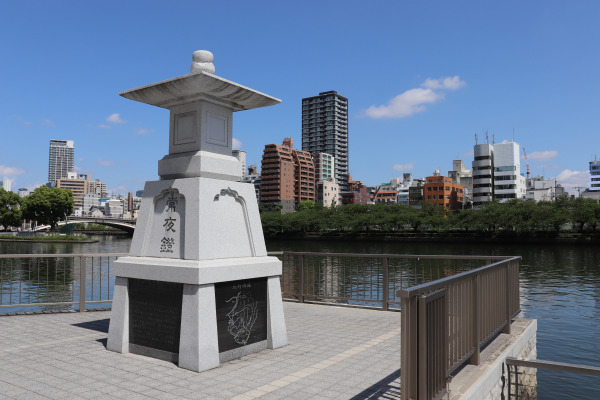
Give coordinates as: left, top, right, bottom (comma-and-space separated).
144, 188, 185, 258
128, 278, 184, 362
208, 187, 254, 258
215, 278, 267, 353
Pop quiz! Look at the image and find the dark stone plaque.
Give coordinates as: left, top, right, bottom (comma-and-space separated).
215, 277, 267, 353
128, 278, 183, 361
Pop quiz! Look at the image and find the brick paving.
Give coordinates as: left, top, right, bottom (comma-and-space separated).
0, 303, 400, 399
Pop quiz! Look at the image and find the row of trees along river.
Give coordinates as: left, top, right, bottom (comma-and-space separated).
260, 197, 600, 241
0, 187, 73, 230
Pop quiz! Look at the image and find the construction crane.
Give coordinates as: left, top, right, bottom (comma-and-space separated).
523, 147, 530, 179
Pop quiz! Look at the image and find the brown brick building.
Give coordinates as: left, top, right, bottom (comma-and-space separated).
423, 174, 464, 211
260, 138, 315, 213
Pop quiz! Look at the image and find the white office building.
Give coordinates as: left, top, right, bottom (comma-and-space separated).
232, 150, 246, 177
493, 142, 526, 201
590, 160, 600, 191
0, 180, 11, 192
472, 144, 494, 205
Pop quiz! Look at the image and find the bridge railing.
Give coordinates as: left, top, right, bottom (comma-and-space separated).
0, 253, 127, 313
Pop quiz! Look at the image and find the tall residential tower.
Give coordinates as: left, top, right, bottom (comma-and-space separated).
48, 140, 74, 185
301, 91, 349, 191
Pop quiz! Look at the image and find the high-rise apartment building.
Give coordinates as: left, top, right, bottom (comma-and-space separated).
302, 91, 349, 191
48, 140, 74, 185
590, 160, 600, 191
260, 138, 315, 213
314, 153, 335, 182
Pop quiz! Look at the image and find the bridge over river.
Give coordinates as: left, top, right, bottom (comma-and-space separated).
32, 216, 136, 234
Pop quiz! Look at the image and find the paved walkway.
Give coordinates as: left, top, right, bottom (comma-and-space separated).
0, 303, 401, 399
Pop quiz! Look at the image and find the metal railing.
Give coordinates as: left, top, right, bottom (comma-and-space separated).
0, 253, 126, 313
399, 256, 521, 400
506, 357, 600, 399
1, 251, 521, 399
272, 251, 513, 311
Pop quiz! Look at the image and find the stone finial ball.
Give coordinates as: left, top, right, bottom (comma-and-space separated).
190, 50, 215, 74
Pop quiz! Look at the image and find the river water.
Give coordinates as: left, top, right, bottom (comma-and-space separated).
1, 236, 599, 398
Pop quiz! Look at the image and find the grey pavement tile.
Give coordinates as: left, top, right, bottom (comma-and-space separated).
0, 304, 401, 400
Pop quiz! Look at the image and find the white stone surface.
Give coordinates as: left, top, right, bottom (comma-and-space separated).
129, 177, 267, 261
167, 101, 233, 157
110, 52, 288, 371
119, 71, 280, 111
114, 256, 281, 285
158, 151, 241, 181
190, 50, 215, 74
107, 277, 129, 354
267, 276, 288, 349
179, 284, 220, 372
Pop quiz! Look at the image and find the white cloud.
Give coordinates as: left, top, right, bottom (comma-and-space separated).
135, 128, 152, 135
26, 182, 44, 191
97, 158, 114, 167
421, 76, 466, 90
77, 157, 85, 162
42, 119, 55, 127
0, 165, 25, 177
98, 124, 111, 129
232, 137, 242, 150
527, 150, 558, 162
23, 121, 32, 125
106, 113, 126, 124
393, 163, 415, 171
364, 88, 444, 119
108, 185, 128, 194
556, 169, 589, 193
364, 76, 466, 119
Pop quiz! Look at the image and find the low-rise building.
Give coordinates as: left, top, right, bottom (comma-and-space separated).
423, 172, 464, 211
56, 172, 87, 212
340, 175, 368, 205
316, 179, 339, 207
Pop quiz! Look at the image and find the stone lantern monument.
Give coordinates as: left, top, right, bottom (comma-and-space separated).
107, 50, 287, 372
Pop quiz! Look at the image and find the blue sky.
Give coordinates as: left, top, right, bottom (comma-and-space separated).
1, 1, 598, 195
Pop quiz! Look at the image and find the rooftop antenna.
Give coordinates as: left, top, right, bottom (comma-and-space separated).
475, 133, 478, 145
485, 130, 489, 144
492, 133, 495, 145
513, 128, 515, 142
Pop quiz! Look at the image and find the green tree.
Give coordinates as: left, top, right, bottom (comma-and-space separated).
571, 197, 599, 233
22, 186, 74, 230
0, 189, 23, 230
295, 200, 316, 212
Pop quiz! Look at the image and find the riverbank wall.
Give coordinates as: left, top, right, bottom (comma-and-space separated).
450, 318, 537, 399
270, 231, 600, 245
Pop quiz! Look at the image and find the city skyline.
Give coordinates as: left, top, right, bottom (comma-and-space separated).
1, 1, 598, 195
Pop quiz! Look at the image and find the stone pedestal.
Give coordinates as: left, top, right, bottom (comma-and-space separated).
107, 51, 287, 372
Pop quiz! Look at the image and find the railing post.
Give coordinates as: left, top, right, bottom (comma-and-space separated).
401, 295, 418, 400
79, 257, 86, 313
299, 255, 305, 303
470, 273, 481, 365
504, 262, 511, 334
382, 257, 389, 311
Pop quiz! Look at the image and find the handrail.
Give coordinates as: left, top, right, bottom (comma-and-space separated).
506, 357, 600, 377
399, 256, 521, 298
0, 253, 128, 259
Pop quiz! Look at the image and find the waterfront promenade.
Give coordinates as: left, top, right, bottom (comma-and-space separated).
0, 302, 400, 400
